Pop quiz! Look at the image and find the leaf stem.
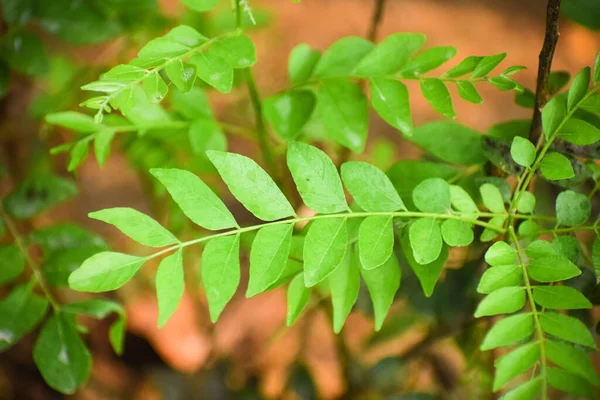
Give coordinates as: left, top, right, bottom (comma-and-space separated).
0, 204, 59, 311
244, 68, 277, 176
136, 211, 508, 264
508, 226, 548, 399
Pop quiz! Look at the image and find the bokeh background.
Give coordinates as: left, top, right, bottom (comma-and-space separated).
1, 0, 599, 399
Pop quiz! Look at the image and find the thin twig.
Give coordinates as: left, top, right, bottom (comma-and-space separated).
367, 0, 387, 42
529, 0, 562, 144
0, 203, 59, 311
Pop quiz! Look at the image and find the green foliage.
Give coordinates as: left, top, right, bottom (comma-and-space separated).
5, 2, 599, 397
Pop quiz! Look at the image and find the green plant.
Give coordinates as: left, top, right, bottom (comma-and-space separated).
2, 0, 600, 397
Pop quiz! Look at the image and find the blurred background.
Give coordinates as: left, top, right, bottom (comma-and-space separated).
1, 0, 599, 399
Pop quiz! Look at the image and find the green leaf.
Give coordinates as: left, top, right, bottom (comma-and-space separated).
546, 340, 600, 385
69, 252, 145, 292
456, 80, 482, 104
318, 80, 369, 152
445, 56, 483, 78
188, 118, 226, 155
142, 72, 168, 103
540, 312, 596, 348
441, 220, 473, 247
210, 35, 256, 68
341, 161, 405, 212
314, 37, 374, 77
400, 233, 448, 297
359, 216, 394, 270
359, 252, 400, 331
247, 225, 293, 297
38, 0, 122, 45
501, 377, 543, 400
552, 236, 580, 263
493, 343, 539, 391
477, 265, 522, 294
471, 53, 506, 78
89, 207, 178, 247
189, 52, 233, 93
181, 0, 218, 12
412, 178, 450, 213
68, 140, 89, 172
410, 121, 486, 165
400, 46, 457, 76
474, 286, 525, 317
528, 255, 581, 282
480, 183, 505, 213
449, 185, 479, 215
556, 190, 591, 226
94, 129, 116, 166
562, 0, 600, 30
526, 239, 557, 260
33, 314, 91, 394
171, 87, 213, 119
540, 152, 575, 180
485, 241, 516, 266
61, 299, 125, 355
288, 43, 320, 84
150, 168, 238, 230
542, 96, 567, 137
420, 78, 455, 119
286, 273, 310, 326
480, 313, 533, 351
409, 218, 443, 265
264, 91, 316, 140
354, 33, 426, 76
202, 234, 240, 322
481, 217, 504, 242
0, 245, 25, 285
156, 249, 184, 328
547, 367, 595, 398
369, 78, 413, 135
567, 66, 590, 111
2, 0, 36, 24
510, 136, 536, 167
516, 191, 536, 214
137, 25, 207, 60
0, 32, 49, 76
593, 236, 600, 274
287, 141, 347, 213
208, 151, 295, 221
595, 51, 600, 82
46, 111, 99, 133
489, 76, 521, 92
329, 250, 360, 333
557, 117, 600, 145
0, 285, 49, 352
533, 285, 591, 309
303, 218, 348, 287
165, 60, 197, 93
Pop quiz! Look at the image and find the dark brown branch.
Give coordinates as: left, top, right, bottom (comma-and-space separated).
529, 0, 562, 144
367, 0, 387, 42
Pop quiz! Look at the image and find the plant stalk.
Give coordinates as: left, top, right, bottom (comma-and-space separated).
529, 0, 562, 144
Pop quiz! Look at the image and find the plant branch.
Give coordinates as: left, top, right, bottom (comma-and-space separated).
244, 68, 277, 176
367, 0, 387, 42
529, 0, 562, 144
0, 203, 59, 311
